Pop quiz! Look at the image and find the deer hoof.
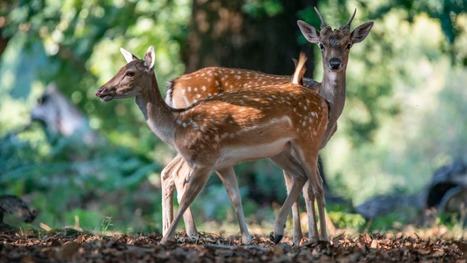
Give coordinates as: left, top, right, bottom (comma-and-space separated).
242, 235, 252, 245
160, 237, 170, 245
274, 234, 283, 244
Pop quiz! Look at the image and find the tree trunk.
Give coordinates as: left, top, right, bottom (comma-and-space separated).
182, 0, 317, 76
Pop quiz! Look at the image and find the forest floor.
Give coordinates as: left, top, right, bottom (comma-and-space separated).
1, 229, 466, 262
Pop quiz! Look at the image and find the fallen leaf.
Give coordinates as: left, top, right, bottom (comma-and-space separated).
39, 223, 52, 232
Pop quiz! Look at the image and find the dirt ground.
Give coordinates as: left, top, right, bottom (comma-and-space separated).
1, 230, 466, 263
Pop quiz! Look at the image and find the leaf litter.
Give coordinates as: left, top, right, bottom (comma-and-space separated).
0, 231, 465, 262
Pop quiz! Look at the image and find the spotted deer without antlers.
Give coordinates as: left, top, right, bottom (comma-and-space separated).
159, 60, 318, 245
96, 46, 328, 244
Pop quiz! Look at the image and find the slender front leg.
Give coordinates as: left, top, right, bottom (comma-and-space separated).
161, 165, 212, 244
215, 167, 251, 244
174, 159, 199, 238
161, 156, 179, 235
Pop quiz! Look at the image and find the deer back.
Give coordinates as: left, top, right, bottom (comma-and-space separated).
166, 67, 318, 108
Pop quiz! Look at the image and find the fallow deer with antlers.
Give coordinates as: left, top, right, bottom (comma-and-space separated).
96, 46, 328, 244
295, 7, 374, 241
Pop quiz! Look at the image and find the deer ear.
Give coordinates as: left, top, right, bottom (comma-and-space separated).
120, 48, 138, 63
46, 82, 58, 93
144, 46, 155, 71
351, 21, 373, 44
297, 20, 320, 44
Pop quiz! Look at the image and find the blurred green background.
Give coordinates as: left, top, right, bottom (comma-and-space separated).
0, 0, 465, 236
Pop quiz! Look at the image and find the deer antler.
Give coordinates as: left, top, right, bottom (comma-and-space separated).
314, 7, 329, 29
342, 8, 357, 29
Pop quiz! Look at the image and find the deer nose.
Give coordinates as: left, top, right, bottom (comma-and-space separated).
96, 88, 106, 97
329, 58, 341, 70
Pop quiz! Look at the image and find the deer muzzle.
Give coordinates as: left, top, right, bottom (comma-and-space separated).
95, 87, 115, 102
329, 57, 342, 71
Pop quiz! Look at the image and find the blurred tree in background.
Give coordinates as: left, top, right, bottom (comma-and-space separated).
183, 0, 316, 74
0, 0, 465, 233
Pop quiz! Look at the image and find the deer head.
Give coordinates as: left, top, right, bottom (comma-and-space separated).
296, 7, 374, 150
96, 47, 156, 102
297, 8, 373, 73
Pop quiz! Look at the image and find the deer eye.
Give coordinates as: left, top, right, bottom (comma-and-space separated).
125, 71, 135, 77
37, 95, 49, 104
346, 43, 352, 49
319, 43, 325, 50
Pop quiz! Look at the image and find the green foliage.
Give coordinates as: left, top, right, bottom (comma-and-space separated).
1, 0, 190, 232
0, 123, 161, 232
365, 209, 420, 232
437, 211, 466, 228
328, 211, 366, 229
373, 0, 465, 57
2, 0, 190, 136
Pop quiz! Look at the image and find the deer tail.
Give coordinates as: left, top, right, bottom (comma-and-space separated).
291, 52, 308, 85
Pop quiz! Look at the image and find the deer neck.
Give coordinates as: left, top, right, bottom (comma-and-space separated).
320, 66, 347, 124
135, 73, 177, 146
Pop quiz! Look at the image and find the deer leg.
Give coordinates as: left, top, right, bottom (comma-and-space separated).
173, 158, 199, 238
161, 165, 212, 244
215, 167, 251, 244
303, 180, 319, 241
161, 156, 179, 235
305, 165, 328, 240
313, 167, 328, 241
272, 152, 304, 246
302, 150, 328, 241
283, 171, 303, 246
291, 144, 327, 242
273, 173, 306, 244
271, 151, 307, 244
